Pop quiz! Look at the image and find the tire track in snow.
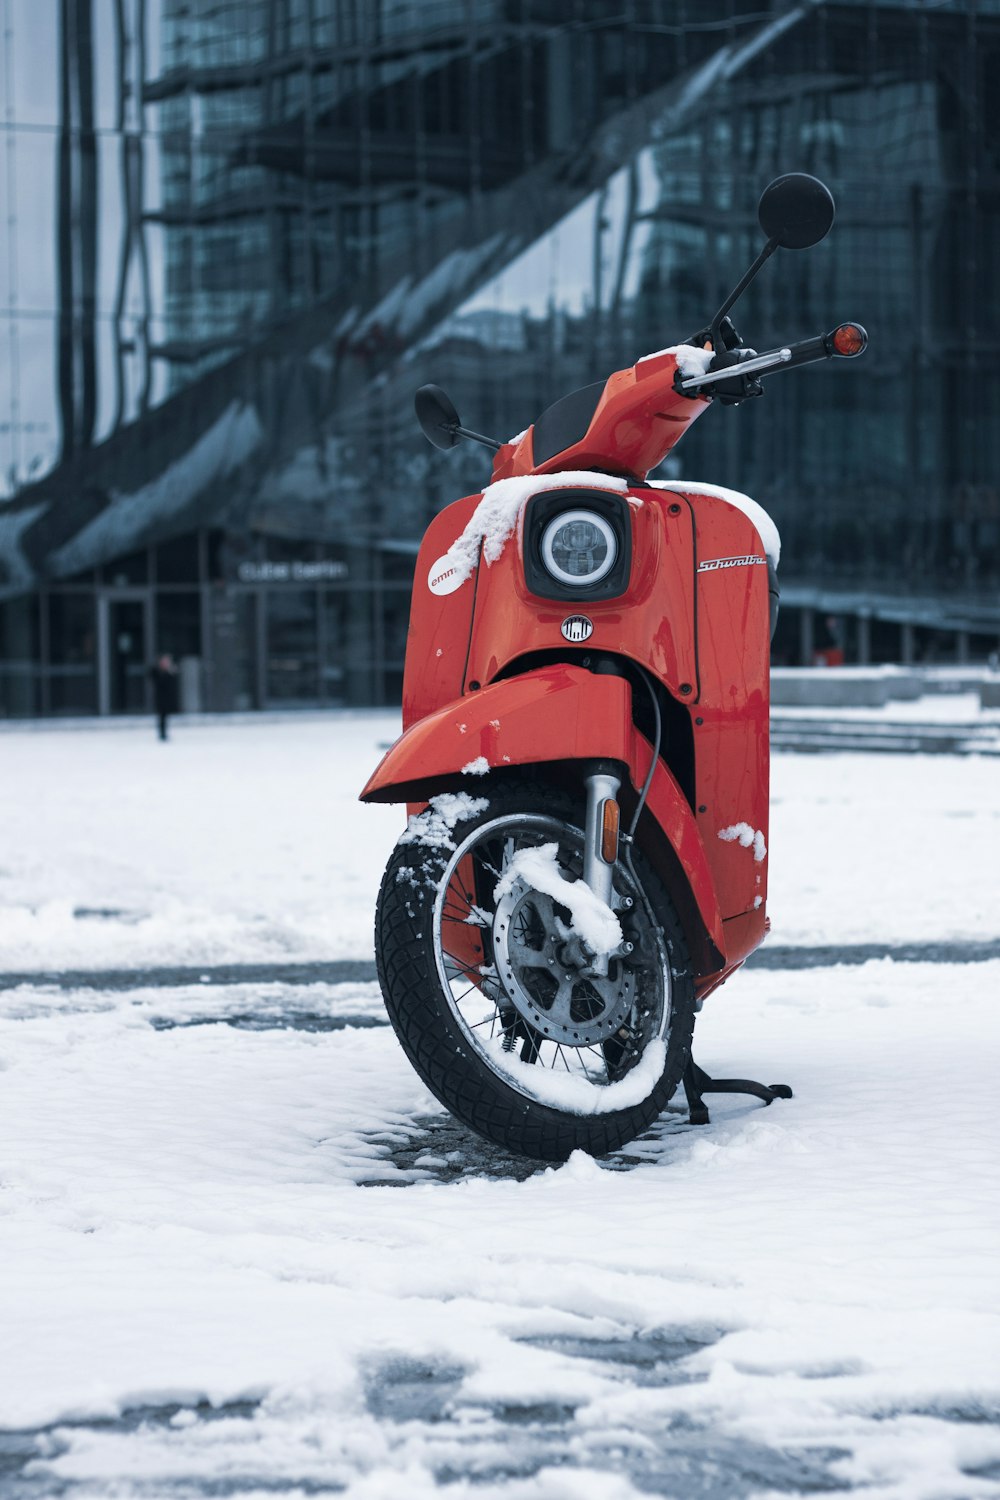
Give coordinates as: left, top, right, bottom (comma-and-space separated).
2, 937, 999, 992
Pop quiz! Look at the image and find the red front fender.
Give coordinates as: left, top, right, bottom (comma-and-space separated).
361, 665, 726, 972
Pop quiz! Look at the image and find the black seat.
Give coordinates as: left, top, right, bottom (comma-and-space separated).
530, 380, 606, 466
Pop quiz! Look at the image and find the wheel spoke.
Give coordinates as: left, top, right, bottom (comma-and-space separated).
442, 902, 477, 924
472, 847, 505, 884
448, 982, 483, 1004
441, 953, 484, 981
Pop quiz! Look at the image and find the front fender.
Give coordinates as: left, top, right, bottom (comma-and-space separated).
361, 665, 726, 972
362, 665, 632, 802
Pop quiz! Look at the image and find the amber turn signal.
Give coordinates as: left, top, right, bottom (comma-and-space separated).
601, 798, 620, 863
831, 322, 867, 357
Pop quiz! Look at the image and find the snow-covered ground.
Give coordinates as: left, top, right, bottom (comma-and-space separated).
0, 716, 403, 973
2, 716, 999, 1498
1, 714, 998, 970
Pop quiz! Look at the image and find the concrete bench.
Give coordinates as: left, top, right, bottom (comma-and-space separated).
770, 667, 922, 708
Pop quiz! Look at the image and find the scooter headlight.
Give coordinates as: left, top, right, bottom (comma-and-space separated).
540, 510, 618, 587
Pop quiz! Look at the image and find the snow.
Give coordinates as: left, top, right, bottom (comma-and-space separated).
494, 842, 623, 957
0, 716, 404, 973
636, 343, 714, 380
401, 792, 490, 850
1, 715, 1000, 1496
494, 1037, 667, 1114
718, 822, 767, 862
0, 713, 998, 966
439, 472, 628, 589
461, 755, 491, 777
768, 749, 999, 946
486, 1038, 667, 1115
651, 478, 781, 566
3, 957, 999, 1495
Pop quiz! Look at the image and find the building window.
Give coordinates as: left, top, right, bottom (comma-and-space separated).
100, 549, 149, 587
47, 594, 98, 715
0, 597, 41, 717
156, 592, 202, 660
266, 590, 319, 705
156, 534, 201, 584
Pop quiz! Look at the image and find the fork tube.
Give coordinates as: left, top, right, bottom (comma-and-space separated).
583, 769, 621, 976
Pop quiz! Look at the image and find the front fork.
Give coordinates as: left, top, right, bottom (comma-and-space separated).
583, 767, 623, 978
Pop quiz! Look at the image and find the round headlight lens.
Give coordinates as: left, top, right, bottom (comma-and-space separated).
540, 510, 618, 587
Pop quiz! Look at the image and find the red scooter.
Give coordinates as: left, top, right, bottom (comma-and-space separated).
362, 174, 866, 1161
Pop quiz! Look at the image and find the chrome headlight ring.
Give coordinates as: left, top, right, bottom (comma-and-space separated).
539, 509, 618, 587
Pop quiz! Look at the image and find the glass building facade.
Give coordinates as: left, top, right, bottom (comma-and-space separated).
2, 0, 998, 714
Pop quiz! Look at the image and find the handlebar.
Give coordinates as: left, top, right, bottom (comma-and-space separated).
676, 321, 868, 395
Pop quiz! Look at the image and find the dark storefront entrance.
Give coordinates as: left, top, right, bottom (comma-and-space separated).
101, 595, 151, 714
0, 530, 416, 718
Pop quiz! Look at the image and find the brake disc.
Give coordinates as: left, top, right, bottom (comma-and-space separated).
492, 877, 635, 1048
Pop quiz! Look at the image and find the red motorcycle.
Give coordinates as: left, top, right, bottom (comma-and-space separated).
362, 174, 867, 1161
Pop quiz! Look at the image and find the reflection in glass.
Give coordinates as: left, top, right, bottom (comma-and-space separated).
156, 591, 201, 658
320, 591, 348, 705
108, 598, 148, 713
47, 594, 97, 714
0, 597, 41, 716
266, 590, 319, 705
102, 550, 149, 586
2, 1, 998, 627
156, 534, 200, 584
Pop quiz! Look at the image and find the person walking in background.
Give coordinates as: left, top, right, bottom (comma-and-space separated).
150, 654, 179, 740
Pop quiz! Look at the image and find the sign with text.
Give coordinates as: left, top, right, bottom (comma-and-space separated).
237, 559, 348, 584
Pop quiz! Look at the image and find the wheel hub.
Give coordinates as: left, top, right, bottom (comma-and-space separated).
492, 878, 635, 1048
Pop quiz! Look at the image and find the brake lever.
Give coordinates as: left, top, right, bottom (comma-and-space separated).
676, 346, 776, 404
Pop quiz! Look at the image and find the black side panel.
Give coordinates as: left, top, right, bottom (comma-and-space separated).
531, 381, 606, 466
767, 558, 780, 642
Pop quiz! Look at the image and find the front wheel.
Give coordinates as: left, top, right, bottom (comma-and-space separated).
374, 779, 696, 1161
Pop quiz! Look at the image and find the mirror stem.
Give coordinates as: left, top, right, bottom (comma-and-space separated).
709, 235, 779, 350
448, 423, 502, 452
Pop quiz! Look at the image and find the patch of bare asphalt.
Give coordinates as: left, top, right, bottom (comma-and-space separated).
2, 938, 999, 994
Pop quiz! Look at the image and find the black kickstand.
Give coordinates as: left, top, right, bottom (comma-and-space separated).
682, 1059, 793, 1126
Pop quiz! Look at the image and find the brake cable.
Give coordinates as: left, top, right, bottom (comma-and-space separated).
628, 665, 661, 841
618, 666, 666, 971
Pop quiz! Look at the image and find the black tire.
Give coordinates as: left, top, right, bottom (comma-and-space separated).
374, 779, 696, 1162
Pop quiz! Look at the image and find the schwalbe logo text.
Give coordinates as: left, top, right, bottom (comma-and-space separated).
697, 555, 767, 573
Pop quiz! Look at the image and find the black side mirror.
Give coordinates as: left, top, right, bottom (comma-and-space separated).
758, 173, 835, 250
415, 384, 461, 450
414, 384, 502, 453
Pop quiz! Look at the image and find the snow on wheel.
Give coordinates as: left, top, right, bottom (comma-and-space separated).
374, 779, 696, 1161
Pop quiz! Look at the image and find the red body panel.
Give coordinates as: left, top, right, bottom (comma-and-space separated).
366, 350, 773, 985
491, 352, 711, 482
464, 489, 697, 699
678, 489, 771, 930
401, 495, 480, 728
368, 664, 633, 793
